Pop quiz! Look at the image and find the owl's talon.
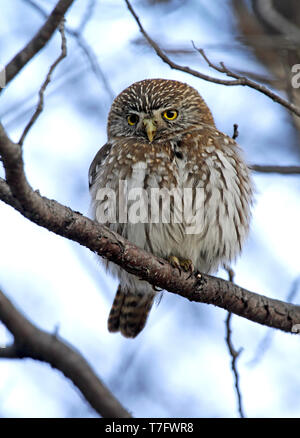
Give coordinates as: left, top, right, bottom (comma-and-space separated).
180, 259, 194, 272
168, 255, 194, 273
168, 255, 181, 270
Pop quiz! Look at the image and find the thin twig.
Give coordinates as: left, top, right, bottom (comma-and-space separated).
224, 266, 245, 418
18, 20, 67, 146
248, 276, 300, 367
78, 0, 96, 32
250, 165, 300, 174
2, 0, 74, 93
225, 312, 245, 418
194, 44, 300, 117
124, 0, 300, 118
71, 34, 115, 100
22, 0, 115, 100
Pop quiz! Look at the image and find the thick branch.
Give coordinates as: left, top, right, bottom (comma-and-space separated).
2, 0, 74, 92
0, 123, 300, 333
0, 289, 131, 418
124, 0, 300, 118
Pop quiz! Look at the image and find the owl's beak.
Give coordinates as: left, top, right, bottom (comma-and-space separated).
143, 118, 157, 142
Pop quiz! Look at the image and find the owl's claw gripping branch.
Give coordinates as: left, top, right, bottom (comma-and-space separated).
168, 255, 195, 274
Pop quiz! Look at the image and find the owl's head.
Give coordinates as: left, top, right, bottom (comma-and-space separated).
107, 79, 215, 142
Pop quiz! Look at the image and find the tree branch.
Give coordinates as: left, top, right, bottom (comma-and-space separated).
224, 267, 245, 418
254, 0, 300, 45
250, 165, 300, 174
1, 123, 300, 334
22, 0, 115, 100
0, 288, 131, 418
1, 0, 75, 93
124, 0, 300, 118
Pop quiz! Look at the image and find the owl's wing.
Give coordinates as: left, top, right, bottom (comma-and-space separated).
88, 142, 112, 188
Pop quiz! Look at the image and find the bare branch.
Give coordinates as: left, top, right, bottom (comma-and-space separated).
0, 288, 131, 418
254, 0, 300, 45
248, 276, 300, 367
77, 0, 96, 32
250, 165, 300, 174
224, 266, 245, 418
70, 33, 115, 100
23, 0, 115, 100
2, 0, 75, 92
18, 20, 67, 146
195, 46, 300, 117
124, 0, 300, 118
225, 312, 245, 417
1, 123, 300, 334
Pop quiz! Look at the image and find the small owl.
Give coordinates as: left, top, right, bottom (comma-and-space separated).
89, 79, 253, 338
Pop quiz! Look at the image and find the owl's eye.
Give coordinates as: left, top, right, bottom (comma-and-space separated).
162, 109, 178, 121
127, 114, 139, 126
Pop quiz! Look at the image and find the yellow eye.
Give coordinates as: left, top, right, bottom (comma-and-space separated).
127, 114, 139, 126
162, 109, 178, 121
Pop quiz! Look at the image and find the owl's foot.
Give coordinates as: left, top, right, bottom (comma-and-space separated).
168, 255, 194, 273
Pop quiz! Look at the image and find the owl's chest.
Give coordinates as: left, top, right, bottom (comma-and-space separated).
101, 141, 180, 190
101, 138, 241, 199
122, 144, 208, 193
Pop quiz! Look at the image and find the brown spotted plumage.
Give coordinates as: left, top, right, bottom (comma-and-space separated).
89, 79, 253, 338
108, 285, 155, 338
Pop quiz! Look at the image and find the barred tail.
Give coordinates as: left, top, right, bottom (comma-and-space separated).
108, 285, 155, 338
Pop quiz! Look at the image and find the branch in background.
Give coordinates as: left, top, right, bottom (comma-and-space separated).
226, 313, 245, 417
69, 32, 115, 100
124, 0, 300, 118
22, 0, 115, 100
224, 266, 245, 418
77, 0, 96, 32
127, 0, 300, 175
0, 289, 131, 418
18, 20, 67, 146
248, 276, 300, 367
1, 124, 300, 334
2, 0, 75, 92
250, 165, 300, 174
254, 0, 300, 45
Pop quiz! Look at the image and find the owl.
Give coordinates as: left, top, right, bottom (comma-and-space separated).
89, 79, 253, 338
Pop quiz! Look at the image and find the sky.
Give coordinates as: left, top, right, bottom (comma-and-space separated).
0, 0, 300, 418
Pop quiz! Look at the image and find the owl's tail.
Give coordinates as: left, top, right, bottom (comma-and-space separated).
107, 285, 155, 338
